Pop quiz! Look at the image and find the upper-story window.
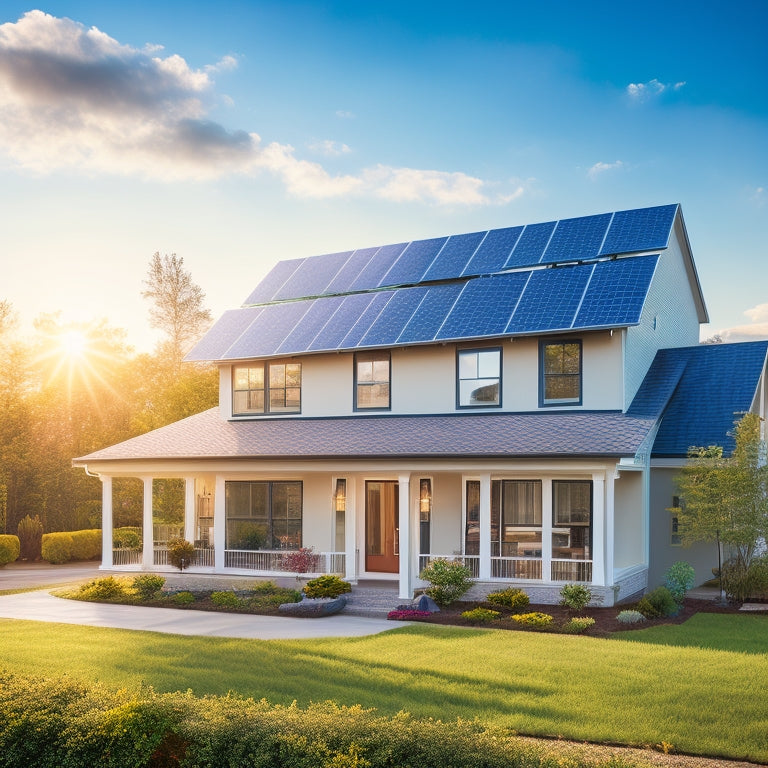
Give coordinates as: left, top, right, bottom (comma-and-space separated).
355, 352, 391, 410
457, 347, 501, 408
540, 340, 581, 406
232, 361, 302, 415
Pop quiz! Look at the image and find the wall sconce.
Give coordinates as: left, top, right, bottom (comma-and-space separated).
334, 478, 347, 513
419, 478, 432, 515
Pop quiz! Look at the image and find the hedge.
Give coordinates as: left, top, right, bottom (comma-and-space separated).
41, 530, 102, 564
70, 529, 102, 561
0, 670, 640, 768
41, 532, 74, 564
0, 535, 20, 566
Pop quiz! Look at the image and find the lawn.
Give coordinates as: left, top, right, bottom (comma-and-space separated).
0, 614, 766, 762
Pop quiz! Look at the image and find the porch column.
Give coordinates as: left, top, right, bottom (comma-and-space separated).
344, 478, 357, 582
591, 472, 606, 585
184, 477, 196, 543
605, 471, 616, 586
100, 476, 113, 569
142, 476, 153, 569
478, 473, 491, 580
541, 479, 553, 583
214, 476, 226, 571
397, 474, 411, 599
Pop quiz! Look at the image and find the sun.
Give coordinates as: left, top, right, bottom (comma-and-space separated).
59, 329, 89, 360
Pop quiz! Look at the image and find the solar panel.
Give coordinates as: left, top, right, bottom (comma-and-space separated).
324, 247, 379, 294
272, 250, 352, 300
436, 272, 529, 340
359, 286, 430, 347
398, 282, 464, 343
599, 204, 677, 256
506, 264, 593, 333
380, 237, 448, 286
347, 243, 407, 291
340, 291, 395, 348
461, 227, 522, 276
574, 255, 658, 328
540, 213, 612, 265
421, 231, 485, 282
505, 221, 556, 268
223, 300, 315, 359
276, 295, 347, 355
185, 307, 264, 361
307, 293, 378, 352
243, 258, 304, 304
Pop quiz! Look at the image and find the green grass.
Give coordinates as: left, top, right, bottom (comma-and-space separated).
1, 615, 766, 762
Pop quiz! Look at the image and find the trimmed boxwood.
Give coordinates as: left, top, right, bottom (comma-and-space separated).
0, 534, 20, 566
69, 529, 102, 561
41, 532, 74, 564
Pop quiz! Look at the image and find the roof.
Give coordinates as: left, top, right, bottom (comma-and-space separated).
187, 204, 685, 363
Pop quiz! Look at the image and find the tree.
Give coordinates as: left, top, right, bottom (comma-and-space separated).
142, 253, 212, 368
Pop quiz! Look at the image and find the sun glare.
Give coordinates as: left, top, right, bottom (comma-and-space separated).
60, 329, 88, 359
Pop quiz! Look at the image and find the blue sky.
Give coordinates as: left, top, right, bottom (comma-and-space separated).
1, 1, 766, 351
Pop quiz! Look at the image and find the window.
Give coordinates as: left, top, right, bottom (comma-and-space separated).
552, 480, 592, 564
225, 481, 302, 550
540, 341, 581, 406
233, 362, 301, 415
464, 480, 480, 555
670, 496, 682, 546
355, 352, 390, 410
491, 480, 542, 558
457, 347, 501, 408
419, 478, 432, 555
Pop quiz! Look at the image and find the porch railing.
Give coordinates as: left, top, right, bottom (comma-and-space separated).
224, 549, 345, 575
418, 554, 591, 582
113, 548, 142, 566
418, 554, 479, 578
551, 559, 592, 582
492, 556, 542, 579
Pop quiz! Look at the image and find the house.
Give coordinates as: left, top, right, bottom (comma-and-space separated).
73, 204, 768, 605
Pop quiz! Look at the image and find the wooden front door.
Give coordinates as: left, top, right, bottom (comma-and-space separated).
365, 480, 399, 573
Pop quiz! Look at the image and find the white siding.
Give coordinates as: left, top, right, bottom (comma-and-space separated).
613, 471, 644, 569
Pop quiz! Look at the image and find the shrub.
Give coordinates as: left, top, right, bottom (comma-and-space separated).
418, 559, 473, 607
720, 557, 768, 602
664, 561, 696, 603
461, 607, 501, 623
511, 612, 553, 628
78, 576, 129, 600
282, 547, 320, 575
748, 555, 768, 599
131, 574, 165, 601
636, 586, 678, 618
561, 616, 595, 634
559, 583, 601, 612
69, 529, 102, 561
41, 532, 74, 564
303, 574, 352, 599
0, 534, 20, 566
17, 514, 43, 560
167, 538, 195, 571
616, 609, 647, 624
113, 527, 142, 550
485, 587, 530, 611
211, 590, 241, 607
171, 590, 195, 605
387, 609, 431, 620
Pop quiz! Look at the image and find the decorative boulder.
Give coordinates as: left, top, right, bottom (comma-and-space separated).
396, 594, 440, 613
278, 594, 347, 617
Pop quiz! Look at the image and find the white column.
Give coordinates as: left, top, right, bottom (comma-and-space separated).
100, 476, 113, 569
591, 472, 606, 585
398, 474, 411, 599
478, 473, 491, 580
541, 479, 553, 582
142, 476, 153, 569
184, 477, 196, 543
214, 476, 226, 571
344, 478, 357, 582
605, 471, 616, 587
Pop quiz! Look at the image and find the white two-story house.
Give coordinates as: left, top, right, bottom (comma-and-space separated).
74, 204, 768, 605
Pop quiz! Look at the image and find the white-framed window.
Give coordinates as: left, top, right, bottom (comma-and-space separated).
457, 347, 501, 408
233, 361, 302, 415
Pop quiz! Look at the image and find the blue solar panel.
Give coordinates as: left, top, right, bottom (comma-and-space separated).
223, 300, 315, 358
272, 250, 352, 301
506, 265, 593, 333
421, 231, 485, 282
505, 221, 556, 268
398, 282, 464, 343
574, 255, 658, 328
324, 247, 379, 294
276, 295, 347, 354
462, 227, 522, 276
599, 204, 677, 256
359, 286, 430, 347
436, 272, 529, 340
347, 243, 407, 291
307, 293, 378, 352
380, 237, 448, 286
340, 291, 395, 348
185, 307, 263, 361
540, 213, 612, 265
243, 258, 304, 304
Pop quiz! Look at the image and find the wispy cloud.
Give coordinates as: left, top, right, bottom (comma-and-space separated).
718, 303, 768, 342
0, 11, 511, 205
335, 109, 355, 119
308, 139, 352, 157
626, 78, 686, 102
750, 186, 765, 206
587, 160, 624, 180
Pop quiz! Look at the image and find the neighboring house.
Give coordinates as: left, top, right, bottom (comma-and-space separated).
73, 204, 768, 605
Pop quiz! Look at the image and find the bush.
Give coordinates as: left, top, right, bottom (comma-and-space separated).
616, 610, 647, 624
561, 617, 595, 634
748, 555, 768, 599
0, 534, 20, 566
131, 574, 165, 601
41, 532, 74, 564
720, 557, 768, 602
303, 575, 352, 599
17, 514, 43, 560
171, 590, 195, 605
166, 538, 195, 571
559, 583, 600, 612
461, 607, 501, 623
485, 588, 530, 611
77, 576, 129, 601
511, 612, 553, 628
69, 529, 102, 561
636, 586, 678, 618
387, 610, 431, 620
418, 559, 473, 607
113, 527, 142, 550
211, 590, 241, 607
282, 547, 320, 575
664, 561, 696, 603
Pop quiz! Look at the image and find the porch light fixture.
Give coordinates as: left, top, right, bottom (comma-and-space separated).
419, 478, 432, 515
334, 479, 347, 512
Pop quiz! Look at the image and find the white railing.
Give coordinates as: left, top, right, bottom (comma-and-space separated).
419, 554, 479, 578
224, 549, 345, 574
492, 557, 542, 579
112, 548, 142, 566
551, 559, 592, 582
193, 547, 215, 567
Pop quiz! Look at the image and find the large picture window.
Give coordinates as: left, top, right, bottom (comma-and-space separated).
355, 352, 391, 410
457, 348, 501, 408
491, 480, 542, 557
225, 481, 302, 550
540, 341, 581, 406
233, 362, 302, 415
552, 480, 592, 563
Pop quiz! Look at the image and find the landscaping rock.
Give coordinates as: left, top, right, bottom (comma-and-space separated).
278, 594, 347, 617
397, 594, 440, 613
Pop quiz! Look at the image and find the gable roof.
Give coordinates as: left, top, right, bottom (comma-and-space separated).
187, 204, 694, 363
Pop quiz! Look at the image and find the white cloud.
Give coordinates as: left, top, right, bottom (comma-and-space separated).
335, 109, 355, 119
587, 160, 624, 180
750, 186, 765, 206
308, 139, 352, 156
0, 11, 513, 205
626, 78, 686, 102
718, 303, 768, 342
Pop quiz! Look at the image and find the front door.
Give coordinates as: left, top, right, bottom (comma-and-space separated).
365, 480, 399, 573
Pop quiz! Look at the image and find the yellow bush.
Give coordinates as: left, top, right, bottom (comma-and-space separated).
41, 532, 74, 564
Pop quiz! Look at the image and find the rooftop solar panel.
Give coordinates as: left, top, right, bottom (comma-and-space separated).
506, 221, 556, 268
340, 291, 395, 348
398, 282, 464, 343
185, 307, 264, 361
422, 231, 485, 282
276, 295, 347, 355
272, 250, 352, 301
359, 286, 430, 347
243, 258, 304, 304
223, 300, 315, 359
324, 247, 380, 294
599, 204, 677, 256
307, 293, 378, 352
380, 237, 448, 286
462, 227, 522, 276
347, 243, 407, 291
540, 213, 612, 265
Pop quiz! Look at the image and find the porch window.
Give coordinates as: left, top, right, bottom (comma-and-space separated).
232, 362, 302, 415
354, 352, 391, 410
225, 481, 302, 550
457, 348, 501, 408
492, 480, 542, 557
540, 341, 581, 406
334, 478, 346, 552
552, 480, 592, 566
419, 478, 432, 555
465, 480, 480, 555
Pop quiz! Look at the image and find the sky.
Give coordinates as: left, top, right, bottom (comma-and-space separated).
1, 1, 766, 352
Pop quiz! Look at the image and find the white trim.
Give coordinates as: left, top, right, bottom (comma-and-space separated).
397, 474, 412, 599
101, 476, 113, 569
142, 476, 153, 569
